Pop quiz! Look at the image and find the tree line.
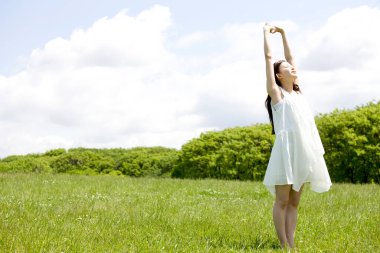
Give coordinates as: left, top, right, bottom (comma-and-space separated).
0, 100, 379, 183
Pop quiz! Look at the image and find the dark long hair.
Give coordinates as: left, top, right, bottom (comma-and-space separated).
265, 60, 301, 135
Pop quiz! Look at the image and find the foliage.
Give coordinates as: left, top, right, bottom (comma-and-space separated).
172, 101, 380, 183
172, 124, 274, 180
0, 100, 379, 183
316, 100, 380, 183
114, 147, 180, 177
0, 155, 52, 173
0, 147, 180, 177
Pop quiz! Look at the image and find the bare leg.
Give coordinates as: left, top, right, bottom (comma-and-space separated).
273, 185, 292, 248
285, 184, 304, 248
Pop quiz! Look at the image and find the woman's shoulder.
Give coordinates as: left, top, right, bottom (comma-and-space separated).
271, 99, 284, 112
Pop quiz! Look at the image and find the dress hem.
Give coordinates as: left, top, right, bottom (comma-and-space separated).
263, 181, 331, 197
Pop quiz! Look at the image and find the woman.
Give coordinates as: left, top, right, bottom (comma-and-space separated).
262, 23, 332, 249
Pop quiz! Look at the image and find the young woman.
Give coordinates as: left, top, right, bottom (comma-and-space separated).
262, 23, 332, 249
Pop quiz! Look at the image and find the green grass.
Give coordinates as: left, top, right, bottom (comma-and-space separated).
0, 174, 379, 252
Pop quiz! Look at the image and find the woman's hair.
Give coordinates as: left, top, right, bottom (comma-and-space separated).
265, 60, 301, 135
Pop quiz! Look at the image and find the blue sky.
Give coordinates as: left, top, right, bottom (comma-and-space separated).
0, 0, 380, 157
1, 0, 378, 74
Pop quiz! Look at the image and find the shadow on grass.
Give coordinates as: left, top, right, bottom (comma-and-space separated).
203, 236, 281, 251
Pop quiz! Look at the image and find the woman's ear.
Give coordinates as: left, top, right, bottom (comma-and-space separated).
276, 73, 281, 80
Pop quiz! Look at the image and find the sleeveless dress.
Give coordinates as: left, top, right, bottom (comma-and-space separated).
263, 86, 332, 196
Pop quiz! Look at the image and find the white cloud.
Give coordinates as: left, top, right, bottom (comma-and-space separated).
175, 32, 210, 48
0, 5, 197, 157
28, 5, 173, 70
295, 5, 380, 114
299, 5, 380, 71
0, 5, 379, 157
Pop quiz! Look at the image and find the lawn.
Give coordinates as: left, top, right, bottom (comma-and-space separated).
0, 173, 379, 252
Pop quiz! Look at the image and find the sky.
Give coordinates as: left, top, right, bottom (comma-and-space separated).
1, 0, 380, 157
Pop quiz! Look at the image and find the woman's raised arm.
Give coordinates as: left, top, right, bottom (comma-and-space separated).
264, 23, 281, 104
274, 26, 299, 85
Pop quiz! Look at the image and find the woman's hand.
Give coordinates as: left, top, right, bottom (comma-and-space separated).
263, 23, 284, 34
263, 23, 274, 33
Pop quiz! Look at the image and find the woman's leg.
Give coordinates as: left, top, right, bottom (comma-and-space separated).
273, 185, 292, 248
285, 184, 304, 248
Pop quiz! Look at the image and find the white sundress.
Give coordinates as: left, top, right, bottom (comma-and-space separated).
263, 86, 332, 196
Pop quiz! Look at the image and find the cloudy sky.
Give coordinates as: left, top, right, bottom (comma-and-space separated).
1, 0, 379, 157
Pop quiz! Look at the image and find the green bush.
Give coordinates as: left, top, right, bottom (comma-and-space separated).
50, 150, 115, 174
172, 124, 274, 180
172, 101, 380, 184
316, 100, 380, 183
0, 156, 52, 173
115, 147, 180, 177
0, 100, 378, 184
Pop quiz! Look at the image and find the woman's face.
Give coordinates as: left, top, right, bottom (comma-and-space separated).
278, 61, 297, 79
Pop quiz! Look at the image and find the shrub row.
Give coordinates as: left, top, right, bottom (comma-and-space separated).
0, 147, 180, 177
1, 100, 379, 183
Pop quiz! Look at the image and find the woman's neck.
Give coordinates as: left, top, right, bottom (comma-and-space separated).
281, 81, 293, 93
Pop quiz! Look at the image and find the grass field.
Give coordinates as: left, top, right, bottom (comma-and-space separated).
0, 173, 379, 252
